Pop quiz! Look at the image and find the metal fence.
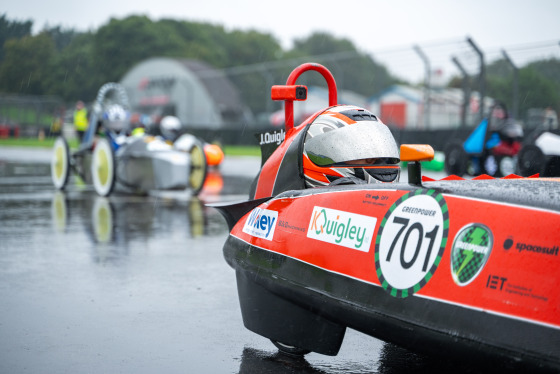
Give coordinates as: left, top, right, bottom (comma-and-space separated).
0, 94, 66, 138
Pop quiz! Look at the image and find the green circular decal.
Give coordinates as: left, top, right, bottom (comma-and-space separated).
451, 223, 493, 286
375, 189, 449, 298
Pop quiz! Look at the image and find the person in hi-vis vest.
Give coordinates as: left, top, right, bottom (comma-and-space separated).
73, 100, 88, 142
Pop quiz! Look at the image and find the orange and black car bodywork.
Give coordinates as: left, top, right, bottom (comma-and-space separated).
212, 64, 560, 371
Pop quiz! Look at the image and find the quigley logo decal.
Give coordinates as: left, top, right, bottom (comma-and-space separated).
242, 208, 278, 241
451, 223, 493, 286
307, 206, 376, 251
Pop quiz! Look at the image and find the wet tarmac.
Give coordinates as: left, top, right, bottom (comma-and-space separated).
0, 147, 497, 374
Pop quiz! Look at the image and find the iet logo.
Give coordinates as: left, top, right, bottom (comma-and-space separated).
307, 206, 376, 251
486, 274, 507, 290
242, 208, 278, 240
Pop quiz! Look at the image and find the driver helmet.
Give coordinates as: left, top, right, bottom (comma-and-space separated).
103, 104, 129, 132
498, 118, 524, 141
303, 105, 400, 187
160, 115, 182, 141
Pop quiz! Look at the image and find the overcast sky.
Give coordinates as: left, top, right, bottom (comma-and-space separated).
4, 0, 560, 82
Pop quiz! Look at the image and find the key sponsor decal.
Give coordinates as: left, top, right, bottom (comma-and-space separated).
451, 223, 493, 286
307, 206, 377, 251
375, 190, 448, 298
243, 208, 278, 241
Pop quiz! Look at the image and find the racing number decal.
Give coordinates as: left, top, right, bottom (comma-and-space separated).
375, 190, 449, 298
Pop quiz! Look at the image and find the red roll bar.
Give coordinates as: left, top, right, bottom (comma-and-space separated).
271, 63, 338, 131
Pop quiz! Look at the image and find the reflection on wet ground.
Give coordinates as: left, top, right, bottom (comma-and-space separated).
238, 345, 496, 374
0, 148, 504, 373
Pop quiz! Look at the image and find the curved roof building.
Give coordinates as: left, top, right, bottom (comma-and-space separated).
121, 57, 248, 129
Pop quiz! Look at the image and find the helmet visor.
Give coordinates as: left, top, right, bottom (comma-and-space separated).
364, 166, 400, 182
305, 121, 400, 166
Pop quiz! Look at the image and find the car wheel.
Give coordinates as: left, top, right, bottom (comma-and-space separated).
444, 140, 467, 176
51, 136, 70, 190
481, 154, 500, 177
188, 141, 208, 195
517, 145, 545, 177
271, 340, 311, 357
499, 156, 517, 176
91, 138, 116, 196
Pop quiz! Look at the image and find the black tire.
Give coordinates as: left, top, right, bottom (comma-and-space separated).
465, 157, 480, 176
517, 145, 546, 177
188, 141, 208, 195
444, 140, 467, 176
543, 156, 560, 177
91, 138, 116, 196
51, 136, 70, 190
271, 340, 311, 357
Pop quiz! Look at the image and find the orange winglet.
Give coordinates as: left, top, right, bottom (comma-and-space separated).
400, 144, 434, 162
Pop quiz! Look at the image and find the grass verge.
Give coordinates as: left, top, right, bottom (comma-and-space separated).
0, 137, 261, 157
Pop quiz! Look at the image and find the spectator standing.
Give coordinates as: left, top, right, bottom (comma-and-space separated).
74, 100, 88, 142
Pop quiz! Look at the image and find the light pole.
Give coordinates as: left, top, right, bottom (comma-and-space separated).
413, 44, 431, 129
467, 37, 485, 122
451, 56, 471, 128
502, 49, 519, 119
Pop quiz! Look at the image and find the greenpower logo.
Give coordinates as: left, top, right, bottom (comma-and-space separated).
307, 206, 376, 251
451, 223, 493, 286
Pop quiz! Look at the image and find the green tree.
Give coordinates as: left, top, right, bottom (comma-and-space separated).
221, 30, 283, 115
158, 19, 229, 66
527, 58, 560, 99
93, 15, 190, 82
0, 32, 55, 94
43, 25, 81, 51
45, 32, 102, 102
224, 30, 281, 66
486, 58, 513, 79
486, 61, 560, 117
0, 14, 33, 61
291, 32, 356, 56
485, 58, 516, 112
517, 66, 560, 115
285, 32, 397, 98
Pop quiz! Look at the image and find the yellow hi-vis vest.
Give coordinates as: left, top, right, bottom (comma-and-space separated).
74, 108, 88, 131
